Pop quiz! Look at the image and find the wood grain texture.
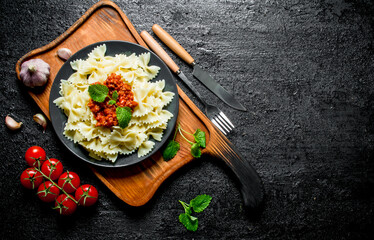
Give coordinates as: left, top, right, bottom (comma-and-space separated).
140, 30, 180, 73
91, 92, 210, 206
14, 0, 261, 207
4, 0, 374, 238
15, 0, 145, 119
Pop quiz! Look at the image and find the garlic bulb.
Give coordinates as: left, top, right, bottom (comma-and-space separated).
57, 48, 72, 61
20, 59, 50, 88
5, 115, 22, 130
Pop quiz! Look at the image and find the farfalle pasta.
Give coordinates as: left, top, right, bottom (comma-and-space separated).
54, 44, 174, 162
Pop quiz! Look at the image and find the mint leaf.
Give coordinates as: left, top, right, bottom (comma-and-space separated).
163, 140, 180, 161
190, 143, 201, 158
193, 129, 206, 148
179, 200, 191, 215
116, 106, 132, 129
178, 195, 212, 231
108, 100, 116, 105
112, 91, 118, 101
179, 213, 198, 232
190, 194, 212, 213
88, 84, 109, 102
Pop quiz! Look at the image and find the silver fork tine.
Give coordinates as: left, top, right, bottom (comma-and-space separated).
212, 118, 227, 135
139, 33, 234, 135
219, 112, 235, 129
215, 115, 230, 133
217, 114, 233, 131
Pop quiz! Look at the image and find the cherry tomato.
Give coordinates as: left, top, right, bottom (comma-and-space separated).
54, 194, 77, 216
25, 146, 46, 168
75, 184, 98, 207
41, 158, 63, 180
58, 171, 80, 193
37, 181, 60, 202
20, 168, 43, 189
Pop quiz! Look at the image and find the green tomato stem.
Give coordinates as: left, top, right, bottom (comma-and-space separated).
33, 167, 78, 204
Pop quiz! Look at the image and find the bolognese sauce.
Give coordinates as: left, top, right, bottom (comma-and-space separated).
88, 73, 138, 128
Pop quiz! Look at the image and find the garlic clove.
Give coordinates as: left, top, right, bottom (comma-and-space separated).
57, 48, 72, 61
33, 113, 47, 132
5, 115, 23, 131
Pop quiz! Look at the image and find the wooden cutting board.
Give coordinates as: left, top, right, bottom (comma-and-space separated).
15, 0, 258, 207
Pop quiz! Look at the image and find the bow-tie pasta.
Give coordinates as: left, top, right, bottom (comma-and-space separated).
54, 44, 174, 162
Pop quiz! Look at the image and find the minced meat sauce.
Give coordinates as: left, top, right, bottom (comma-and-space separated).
88, 73, 138, 128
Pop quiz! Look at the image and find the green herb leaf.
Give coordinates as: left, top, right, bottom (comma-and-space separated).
179, 200, 192, 215
112, 91, 118, 101
178, 195, 212, 232
193, 129, 206, 148
190, 143, 202, 158
88, 84, 109, 102
108, 100, 116, 105
162, 140, 180, 161
179, 213, 198, 232
190, 194, 212, 213
116, 106, 132, 129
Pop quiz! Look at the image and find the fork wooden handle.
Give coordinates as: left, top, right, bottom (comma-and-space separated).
145, 27, 264, 210
152, 24, 195, 65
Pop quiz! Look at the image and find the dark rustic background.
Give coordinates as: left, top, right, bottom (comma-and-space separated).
1, 0, 374, 239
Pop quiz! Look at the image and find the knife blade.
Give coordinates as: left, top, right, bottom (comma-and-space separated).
152, 24, 247, 112
141, 31, 264, 209
140, 30, 235, 135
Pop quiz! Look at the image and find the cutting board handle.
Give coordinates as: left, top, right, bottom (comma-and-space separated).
208, 131, 264, 209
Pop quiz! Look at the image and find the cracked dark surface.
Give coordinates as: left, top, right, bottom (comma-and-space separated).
1, 0, 374, 239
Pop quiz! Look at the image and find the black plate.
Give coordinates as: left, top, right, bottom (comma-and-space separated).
49, 41, 179, 168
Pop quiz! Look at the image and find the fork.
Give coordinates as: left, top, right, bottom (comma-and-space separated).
176, 70, 234, 134
141, 31, 235, 135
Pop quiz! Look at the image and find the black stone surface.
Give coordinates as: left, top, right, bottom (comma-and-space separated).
1, 0, 374, 239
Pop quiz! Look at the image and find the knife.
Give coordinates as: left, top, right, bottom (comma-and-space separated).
141, 30, 235, 136
152, 24, 247, 112
140, 31, 208, 102
140, 31, 264, 209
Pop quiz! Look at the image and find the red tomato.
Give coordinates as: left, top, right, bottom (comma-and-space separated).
58, 171, 80, 193
37, 181, 60, 202
75, 184, 98, 207
54, 194, 77, 216
25, 146, 46, 168
41, 158, 63, 180
20, 168, 43, 189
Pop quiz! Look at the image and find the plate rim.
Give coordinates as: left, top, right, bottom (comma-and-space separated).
49, 40, 179, 168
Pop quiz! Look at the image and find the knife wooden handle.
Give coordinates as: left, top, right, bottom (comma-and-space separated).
208, 130, 264, 210
152, 24, 195, 65
140, 31, 180, 73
